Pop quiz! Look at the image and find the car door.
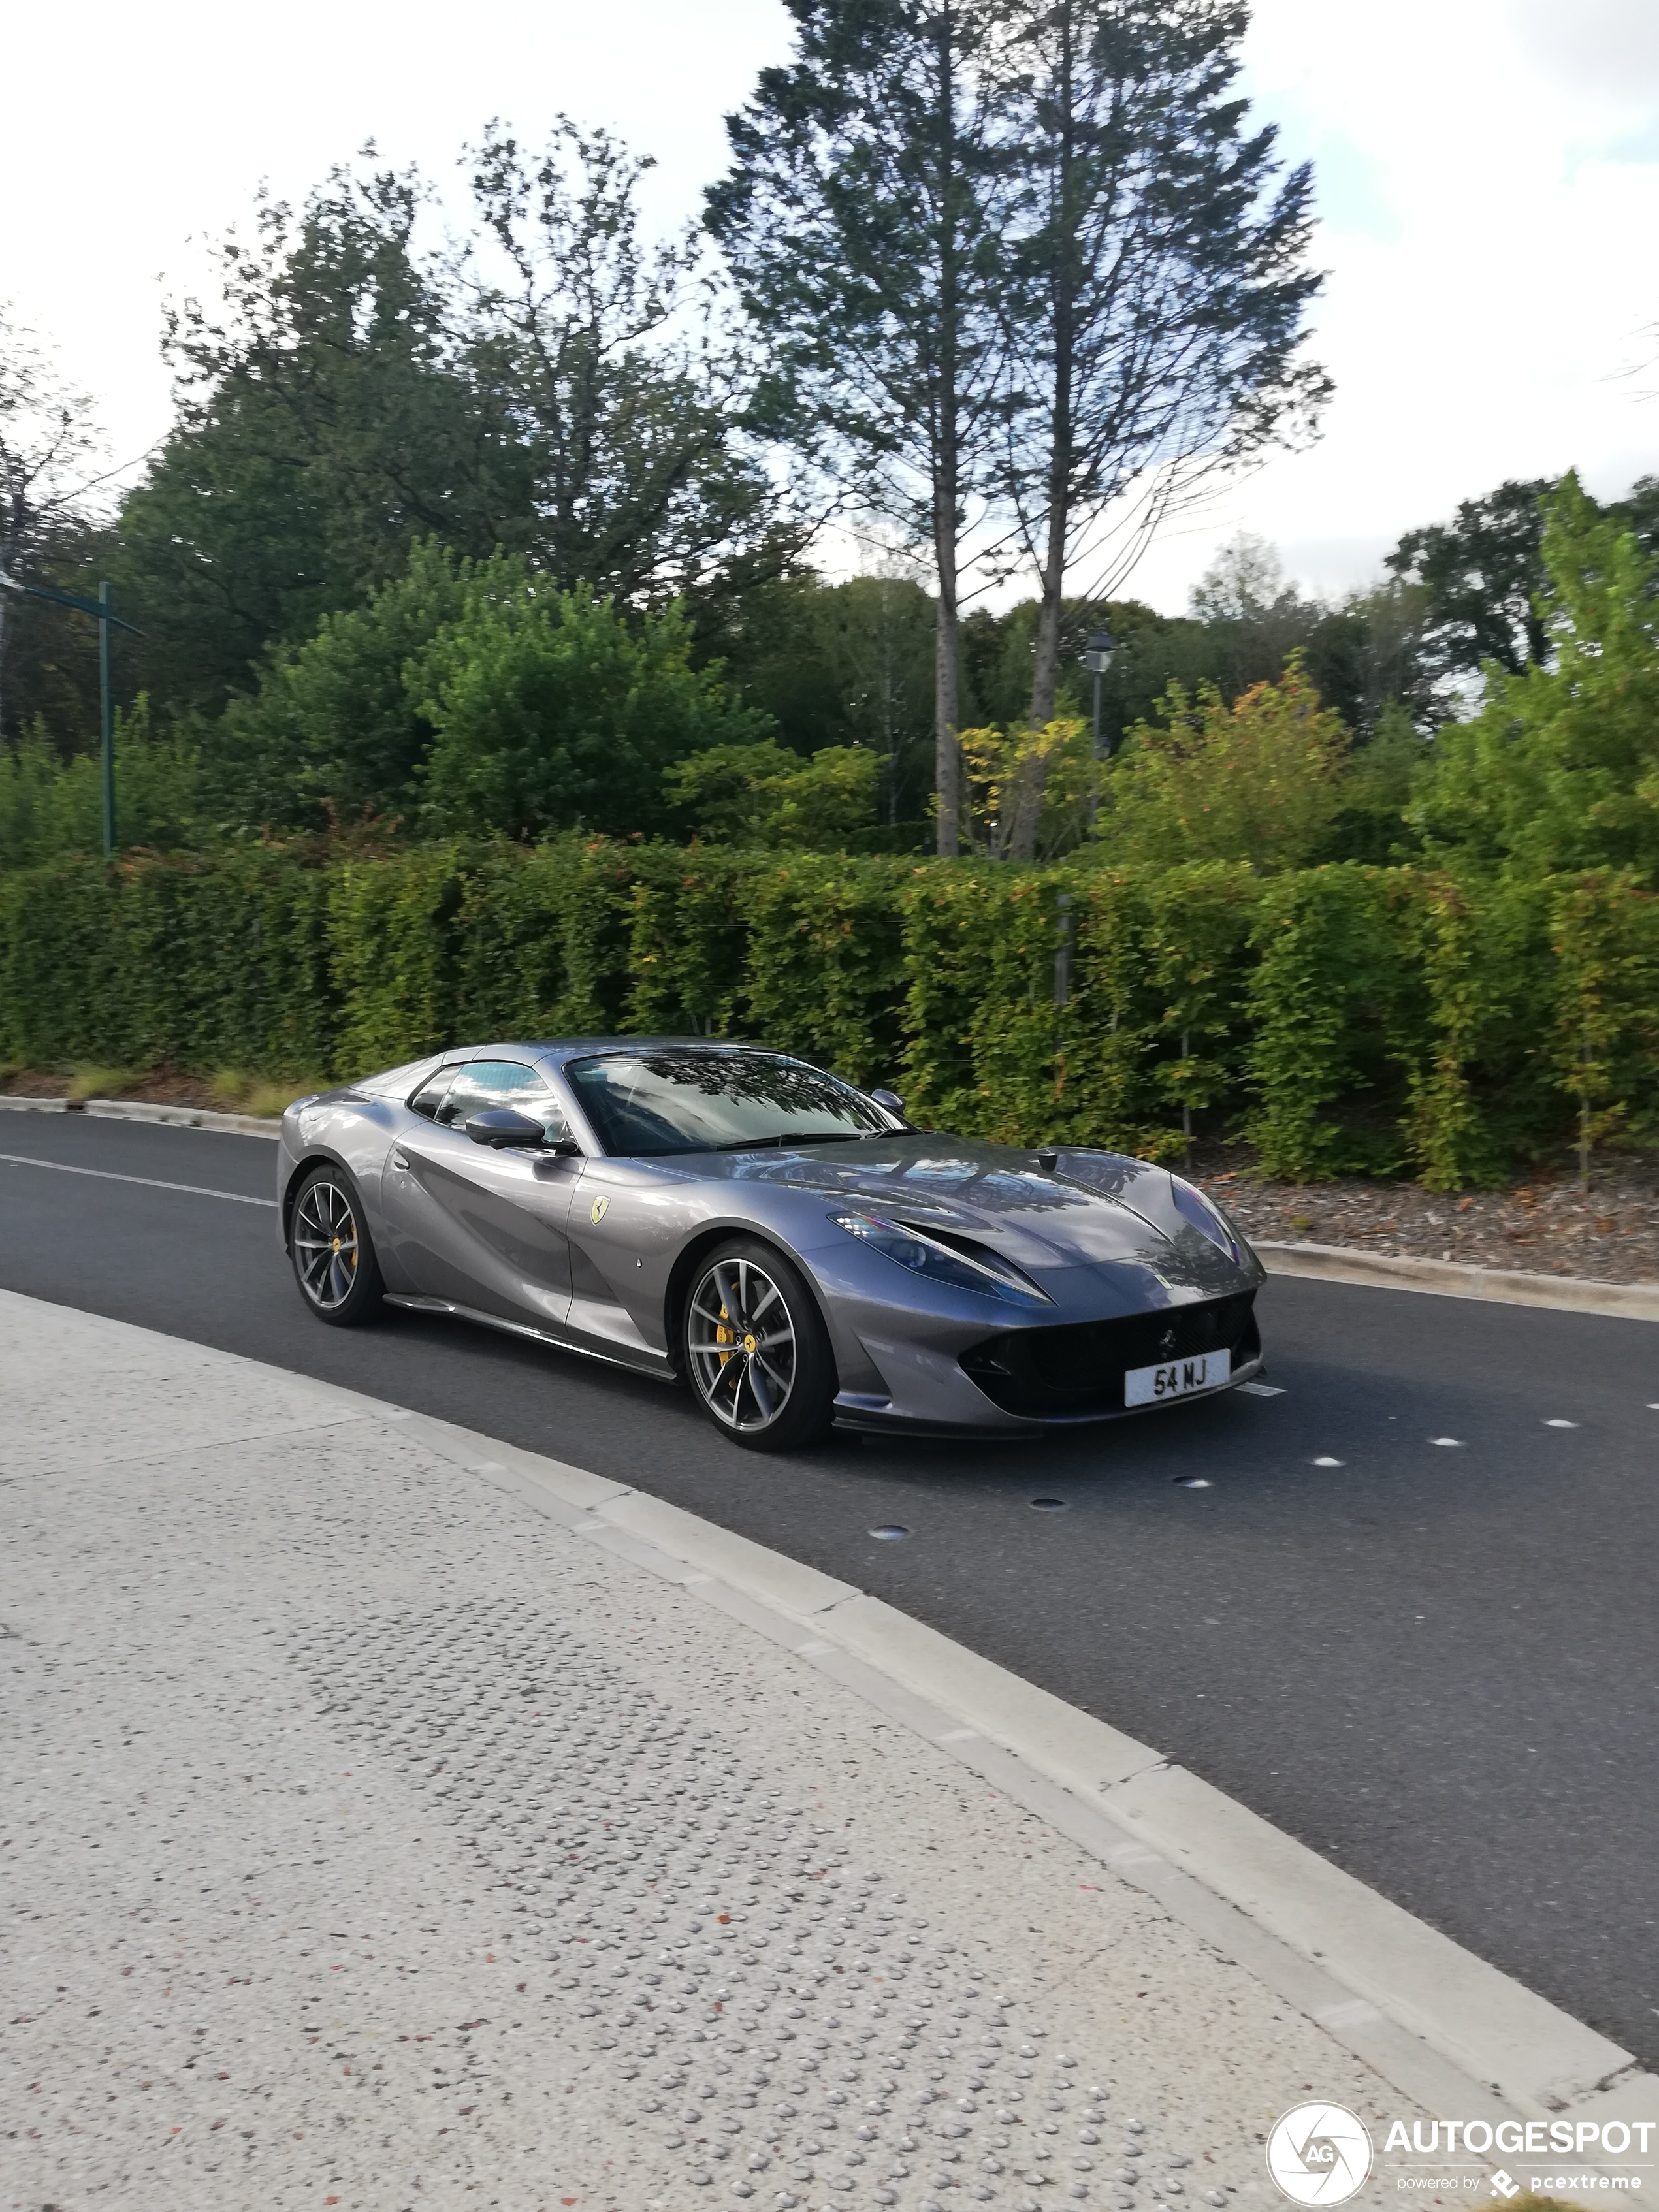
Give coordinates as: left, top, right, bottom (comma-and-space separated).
379, 1059, 581, 1329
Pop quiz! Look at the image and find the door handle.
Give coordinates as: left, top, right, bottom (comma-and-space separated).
391, 1149, 411, 1172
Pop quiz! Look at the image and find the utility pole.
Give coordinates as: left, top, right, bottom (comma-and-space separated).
0, 572, 143, 858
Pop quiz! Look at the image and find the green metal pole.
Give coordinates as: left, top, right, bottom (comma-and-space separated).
99, 581, 114, 859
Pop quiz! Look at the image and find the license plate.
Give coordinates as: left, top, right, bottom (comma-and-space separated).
1125, 1349, 1231, 1407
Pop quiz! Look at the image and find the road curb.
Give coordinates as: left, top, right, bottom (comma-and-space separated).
0, 1095, 280, 1137
1258, 1237, 1659, 1322
0, 1093, 283, 1132
80, 1098, 282, 1138
370, 1407, 1651, 2136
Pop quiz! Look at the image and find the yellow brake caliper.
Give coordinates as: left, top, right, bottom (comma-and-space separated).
716, 1302, 733, 1366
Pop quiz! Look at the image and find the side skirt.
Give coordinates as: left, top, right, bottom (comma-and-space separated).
383, 1294, 678, 1386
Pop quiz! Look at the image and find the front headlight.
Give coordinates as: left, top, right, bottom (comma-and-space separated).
1170, 1176, 1242, 1261
831, 1210, 1052, 1305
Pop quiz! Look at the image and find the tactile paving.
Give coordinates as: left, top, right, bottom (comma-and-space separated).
291, 1598, 1199, 2211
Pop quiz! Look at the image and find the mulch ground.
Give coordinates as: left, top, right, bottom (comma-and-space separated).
7, 1066, 1658, 1288
1202, 1157, 1659, 1287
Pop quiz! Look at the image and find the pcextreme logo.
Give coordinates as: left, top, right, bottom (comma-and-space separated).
1266, 2104, 1374, 2205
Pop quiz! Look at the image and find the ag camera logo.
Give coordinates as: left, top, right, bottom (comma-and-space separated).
1266, 2102, 1375, 2205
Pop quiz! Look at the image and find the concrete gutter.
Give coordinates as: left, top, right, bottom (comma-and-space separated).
1258, 1238, 1659, 1324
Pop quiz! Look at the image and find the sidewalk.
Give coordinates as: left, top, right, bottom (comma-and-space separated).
0, 1290, 1611, 2211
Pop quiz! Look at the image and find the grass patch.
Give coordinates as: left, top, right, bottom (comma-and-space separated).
65, 1063, 138, 1102
208, 1069, 329, 1120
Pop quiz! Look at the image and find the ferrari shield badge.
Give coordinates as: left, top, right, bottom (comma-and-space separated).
590, 1196, 609, 1225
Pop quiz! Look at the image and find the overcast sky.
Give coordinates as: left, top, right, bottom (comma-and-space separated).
4, 0, 1657, 615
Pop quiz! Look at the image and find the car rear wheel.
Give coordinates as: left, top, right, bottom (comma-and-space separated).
683, 1238, 835, 1452
289, 1164, 383, 1327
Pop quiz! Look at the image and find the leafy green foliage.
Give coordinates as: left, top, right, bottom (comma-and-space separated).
3, 834, 1656, 1181
1412, 477, 1659, 878
1385, 477, 1553, 682
956, 717, 1095, 860
416, 585, 765, 840
665, 741, 879, 849
0, 703, 205, 867
1098, 658, 1349, 871
699, 571, 939, 825
116, 170, 519, 718
1242, 866, 1409, 1179
1548, 872, 1659, 1178
216, 540, 515, 828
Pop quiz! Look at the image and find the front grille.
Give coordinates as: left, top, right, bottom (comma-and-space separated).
960, 1292, 1258, 1417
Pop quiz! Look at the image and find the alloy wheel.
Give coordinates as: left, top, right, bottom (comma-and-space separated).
686, 1255, 799, 1433
293, 1177, 361, 1311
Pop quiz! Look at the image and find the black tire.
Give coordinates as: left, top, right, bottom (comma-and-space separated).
287, 1164, 384, 1328
681, 1236, 836, 1453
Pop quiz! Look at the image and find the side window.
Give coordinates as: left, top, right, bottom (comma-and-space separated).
409, 1066, 459, 1122
436, 1060, 572, 1144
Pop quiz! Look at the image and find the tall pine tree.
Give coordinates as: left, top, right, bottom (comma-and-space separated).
707, 0, 1011, 855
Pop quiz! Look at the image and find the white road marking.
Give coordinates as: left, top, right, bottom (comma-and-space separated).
1543, 1419, 1579, 1429
1429, 1436, 1465, 1447
1311, 1455, 1344, 1467
0, 1151, 276, 1208
1237, 1381, 1285, 1397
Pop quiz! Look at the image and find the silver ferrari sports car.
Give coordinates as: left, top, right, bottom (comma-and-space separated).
276, 1038, 1266, 1451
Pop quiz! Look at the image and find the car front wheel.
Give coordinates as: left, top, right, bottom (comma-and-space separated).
682, 1238, 835, 1452
288, 1164, 383, 1327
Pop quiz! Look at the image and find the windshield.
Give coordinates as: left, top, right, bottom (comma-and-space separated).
566, 1049, 890, 1157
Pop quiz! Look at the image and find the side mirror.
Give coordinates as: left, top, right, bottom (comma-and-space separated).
870, 1087, 905, 1119
464, 1107, 549, 1149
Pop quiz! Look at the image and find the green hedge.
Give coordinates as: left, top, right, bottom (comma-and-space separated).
2, 840, 1655, 1184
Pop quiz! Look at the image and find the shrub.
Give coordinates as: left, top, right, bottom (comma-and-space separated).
1, 835, 1651, 1184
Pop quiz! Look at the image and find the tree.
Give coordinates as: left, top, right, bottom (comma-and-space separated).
995, 0, 1329, 858
664, 739, 879, 847
457, 119, 809, 615
1176, 533, 1432, 735
212, 539, 519, 827
707, 0, 1012, 855
114, 127, 803, 722
0, 306, 106, 735
958, 713, 1093, 857
415, 583, 767, 841
1099, 654, 1348, 871
116, 167, 520, 715
1411, 475, 1659, 879
1385, 477, 1553, 687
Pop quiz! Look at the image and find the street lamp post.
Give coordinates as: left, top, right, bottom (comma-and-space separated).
0, 571, 144, 858
1080, 628, 1115, 833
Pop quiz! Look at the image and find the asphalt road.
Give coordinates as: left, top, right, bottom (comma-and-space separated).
3, 1108, 1655, 2066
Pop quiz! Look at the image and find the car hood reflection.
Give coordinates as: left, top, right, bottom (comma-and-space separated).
700, 1135, 1187, 1270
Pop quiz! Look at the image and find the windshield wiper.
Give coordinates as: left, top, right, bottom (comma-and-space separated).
713, 1130, 873, 1150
